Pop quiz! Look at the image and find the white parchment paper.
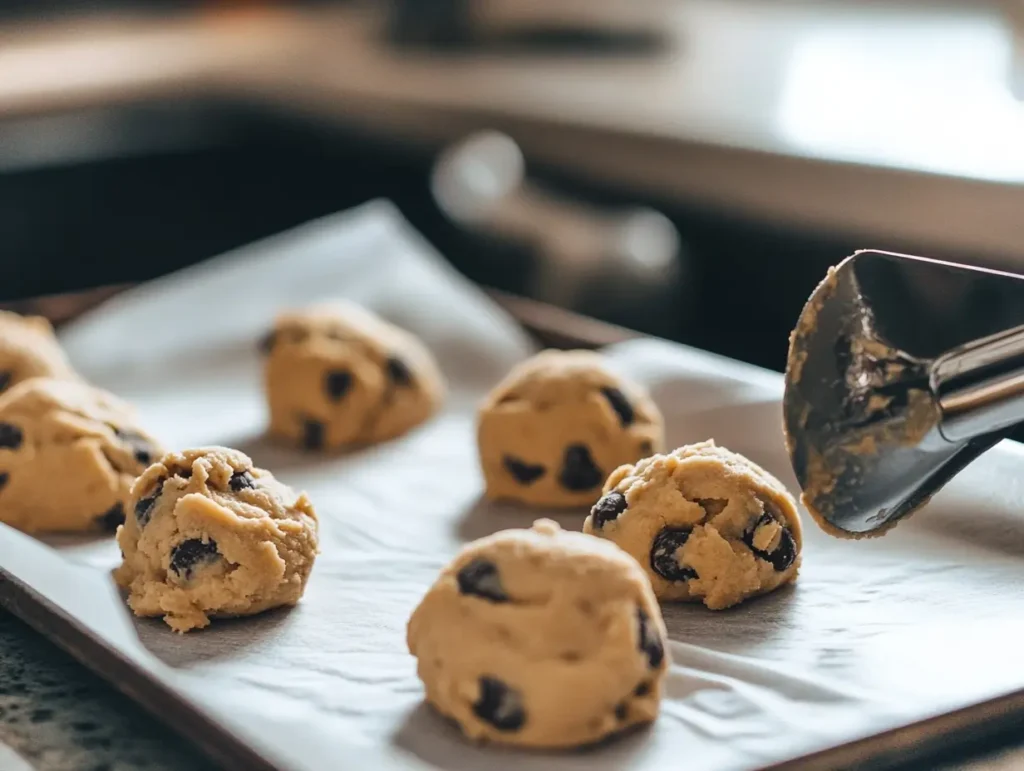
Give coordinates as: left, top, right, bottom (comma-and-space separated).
3, 201, 1024, 771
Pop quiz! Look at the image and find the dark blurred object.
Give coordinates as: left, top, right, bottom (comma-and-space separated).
0, 100, 412, 301
386, 0, 472, 48
432, 131, 685, 337
385, 0, 664, 55
0, 1, 222, 22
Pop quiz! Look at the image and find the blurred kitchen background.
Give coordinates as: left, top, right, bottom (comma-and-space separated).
2, 0, 1023, 373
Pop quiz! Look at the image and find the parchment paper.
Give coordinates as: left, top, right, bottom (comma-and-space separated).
4, 201, 1024, 771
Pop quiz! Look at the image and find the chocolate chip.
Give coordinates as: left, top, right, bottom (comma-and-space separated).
650, 527, 698, 582
94, 503, 125, 532
0, 472, 7, 491
503, 455, 545, 485
601, 386, 635, 427
614, 702, 628, 721
258, 330, 276, 355
591, 491, 627, 528
771, 529, 798, 571
634, 681, 651, 697
324, 370, 353, 402
386, 356, 413, 386
743, 512, 797, 572
457, 559, 508, 602
0, 371, 11, 392
169, 538, 219, 580
0, 423, 23, 450
636, 607, 664, 669
302, 419, 325, 451
558, 444, 603, 492
473, 677, 525, 732
112, 427, 157, 466
134, 482, 163, 527
229, 470, 257, 492
134, 494, 158, 527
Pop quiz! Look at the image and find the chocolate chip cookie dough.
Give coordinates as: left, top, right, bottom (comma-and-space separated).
584, 441, 802, 610
0, 310, 77, 395
477, 350, 664, 507
115, 447, 319, 633
407, 519, 668, 748
261, 302, 445, 451
0, 378, 162, 533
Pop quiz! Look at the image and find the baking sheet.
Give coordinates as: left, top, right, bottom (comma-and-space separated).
4, 201, 1024, 770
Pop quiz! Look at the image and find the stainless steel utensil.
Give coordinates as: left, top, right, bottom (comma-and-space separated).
784, 249, 1024, 537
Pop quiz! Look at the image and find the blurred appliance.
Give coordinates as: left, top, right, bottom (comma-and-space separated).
432, 131, 685, 336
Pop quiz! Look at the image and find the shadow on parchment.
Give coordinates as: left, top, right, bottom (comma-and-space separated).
40, 532, 114, 549
391, 702, 654, 771
455, 495, 590, 543
219, 428, 380, 476
898, 486, 1024, 560
659, 583, 799, 655
132, 603, 298, 668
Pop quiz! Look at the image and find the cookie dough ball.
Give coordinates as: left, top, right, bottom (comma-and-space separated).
0, 378, 162, 533
407, 519, 668, 749
261, 302, 445, 451
115, 447, 319, 633
477, 350, 664, 507
584, 441, 802, 610
0, 310, 77, 395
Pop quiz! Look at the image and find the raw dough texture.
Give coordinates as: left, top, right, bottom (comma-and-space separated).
0, 310, 77, 395
478, 350, 664, 507
407, 519, 669, 749
262, 302, 445, 450
0, 378, 162, 533
115, 447, 319, 633
583, 440, 802, 610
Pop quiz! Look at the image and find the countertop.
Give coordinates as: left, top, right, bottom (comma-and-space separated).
0, 609, 212, 771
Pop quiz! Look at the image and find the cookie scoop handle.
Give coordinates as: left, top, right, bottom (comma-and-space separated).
933, 325, 1024, 444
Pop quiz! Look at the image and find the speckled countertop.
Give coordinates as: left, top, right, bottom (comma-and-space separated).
0, 609, 214, 771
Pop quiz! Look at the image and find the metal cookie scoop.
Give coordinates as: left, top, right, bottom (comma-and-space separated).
783, 250, 1024, 537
